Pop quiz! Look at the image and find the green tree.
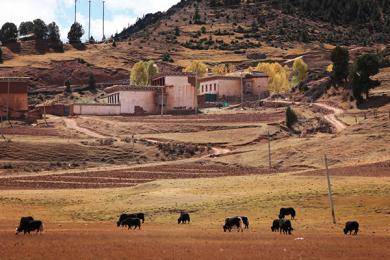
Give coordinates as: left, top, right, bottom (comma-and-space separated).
162, 53, 174, 63
350, 53, 381, 104
194, 6, 202, 24
47, 22, 60, 42
0, 47, 3, 64
291, 58, 308, 88
19, 21, 34, 36
330, 46, 349, 87
68, 22, 84, 44
33, 19, 48, 40
174, 26, 180, 36
88, 73, 97, 91
286, 106, 298, 129
0, 22, 18, 43
64, 79, 72, 95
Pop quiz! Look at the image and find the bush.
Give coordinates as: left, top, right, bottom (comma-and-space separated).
162, 53, 174, 63
286, 106, 298, 129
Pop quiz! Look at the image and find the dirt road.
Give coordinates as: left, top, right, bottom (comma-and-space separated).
314, 103, 347, 132
0, 223, 389, 259
63, 118, 107, 138
265, 99, 347, 132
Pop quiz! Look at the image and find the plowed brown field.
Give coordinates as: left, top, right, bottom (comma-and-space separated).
0, 164, 260, 190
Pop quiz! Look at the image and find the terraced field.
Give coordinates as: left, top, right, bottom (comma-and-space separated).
0, 163, 260, 190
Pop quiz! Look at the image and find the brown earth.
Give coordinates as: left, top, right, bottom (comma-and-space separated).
0, 223, 389, 260
295, 161, 390, 177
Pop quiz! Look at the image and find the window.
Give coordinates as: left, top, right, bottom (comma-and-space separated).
206, 85, 208, 92
202, 85, 204, 93
214, 83, 216, 91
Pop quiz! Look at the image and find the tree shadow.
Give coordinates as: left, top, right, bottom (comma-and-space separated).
357, 94, 390, 109
70, 43, 86, 51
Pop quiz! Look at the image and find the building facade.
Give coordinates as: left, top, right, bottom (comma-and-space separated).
198, 73, 269, 101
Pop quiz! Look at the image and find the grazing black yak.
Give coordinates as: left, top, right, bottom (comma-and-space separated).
344, 221, 359, 235
279, 219, 293, 235
223, 217, 243, 232
271, 219, 280, 232
178, 212, 190, 224
121, 218, 142, 230
117, 213, 145, 227
279, 208, 296, 220
16, 220, 43, 235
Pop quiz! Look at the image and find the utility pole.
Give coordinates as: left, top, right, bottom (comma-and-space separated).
88, 0, 91, 41
6, 77, 10, 124
195, 74, 198, 115
74, 0, 77, 23
324, 154, 336, 224
102, 0, 106, 41
240, 72, 244, 107
161, 87, 164, 116
268, 131, 272, 171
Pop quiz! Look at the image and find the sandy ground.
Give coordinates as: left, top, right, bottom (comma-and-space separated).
0, 223, 389, 260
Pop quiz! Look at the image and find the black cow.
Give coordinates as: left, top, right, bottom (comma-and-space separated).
16, 220, 44, 235
344, 221, 359, 235
223, 217, 243, 232
121, 218, 142, 230
178, 212, 190, 224
279, 208, 296, 220
271, 219, 280, 232
117, 213, 145, 227
279, 219, 293, 235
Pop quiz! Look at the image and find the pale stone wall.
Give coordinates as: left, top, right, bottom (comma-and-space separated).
73, 104, 121, 115
118, 90, 157, 114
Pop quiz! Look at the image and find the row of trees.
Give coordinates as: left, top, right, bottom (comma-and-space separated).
0, 20, 61, 44
330, 46, 382, 104
129, 58, 307, 96
0, 20, 85, 47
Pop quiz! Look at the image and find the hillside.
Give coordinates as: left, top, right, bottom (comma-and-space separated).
0, 0, 389, 91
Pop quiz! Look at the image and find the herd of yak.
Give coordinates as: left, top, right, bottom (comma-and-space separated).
15, 207, 360, 236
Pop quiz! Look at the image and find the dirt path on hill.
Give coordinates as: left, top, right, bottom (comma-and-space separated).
266, 99, 347, 133
314, 103, 347, 132
63, 118, 107, 138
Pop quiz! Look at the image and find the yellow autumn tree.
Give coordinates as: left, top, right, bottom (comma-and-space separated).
212, 64, 236, 75
291, 58, 308, 88
130, 60, 159, 85
255, 62, 291, 94
183, 61, 208, 77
